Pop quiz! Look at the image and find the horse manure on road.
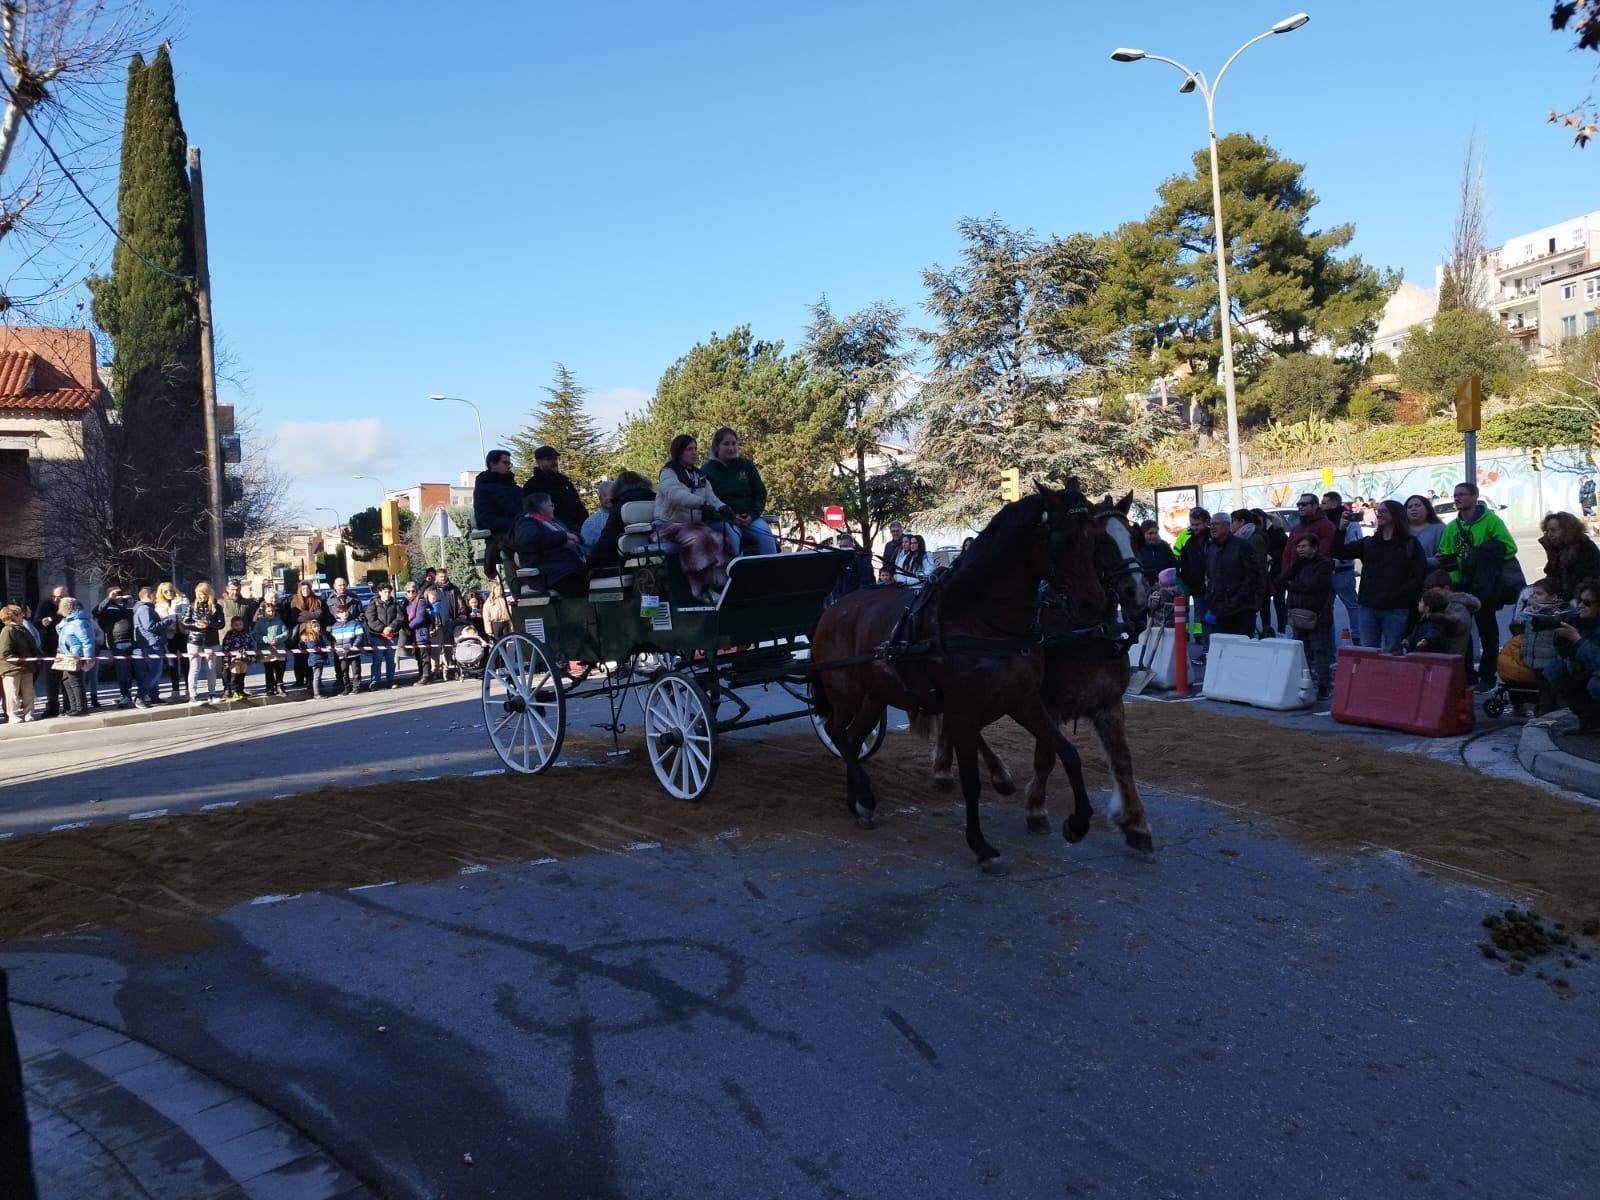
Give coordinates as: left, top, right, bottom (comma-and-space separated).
0, 703, 1597, 954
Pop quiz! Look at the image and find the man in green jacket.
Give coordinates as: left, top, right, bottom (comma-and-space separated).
703, 427, 777, 555
1437, 480, 1519, 690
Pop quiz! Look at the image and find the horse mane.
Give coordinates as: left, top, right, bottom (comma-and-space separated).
939, 489, 1088, 613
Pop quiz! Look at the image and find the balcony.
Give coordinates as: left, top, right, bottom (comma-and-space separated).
1497, 290, 1539, 308
1505, 320, 1539, 338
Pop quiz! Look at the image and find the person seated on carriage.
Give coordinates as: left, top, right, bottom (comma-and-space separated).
514, 491, 587, 598
655, 434, 735, 605
473, 448, 524, 585
701, 426, 777, 556
585, 470, 655, 575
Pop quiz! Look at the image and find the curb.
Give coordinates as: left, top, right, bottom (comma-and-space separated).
15, 1002, 370, 1199
0, 693, 299, 741
1516, 711, 1600, 797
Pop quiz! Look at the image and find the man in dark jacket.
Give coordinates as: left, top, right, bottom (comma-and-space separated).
1204, 513, 1265, 637
363, 583, 405, 689
94, 586, 137, 707
473, 449, 524, 585
35, 585, 65, 718
586, 473, 656, 573
1177, 508, 1211, 603
1134, 521, 1178, 585
522, 446, 588, 531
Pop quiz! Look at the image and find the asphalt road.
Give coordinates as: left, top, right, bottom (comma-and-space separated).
5, 776, 1595, 1199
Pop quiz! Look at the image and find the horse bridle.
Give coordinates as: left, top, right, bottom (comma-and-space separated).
1092, 509, 1144, 589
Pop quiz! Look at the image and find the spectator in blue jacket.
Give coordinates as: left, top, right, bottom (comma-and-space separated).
131, 587, 172, 708
1544, 578, 1600, 731
53, 597, 95, 717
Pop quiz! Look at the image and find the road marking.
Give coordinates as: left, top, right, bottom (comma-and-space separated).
0, 832, 13, 840
127, 809, 168, 821
50, 822, 89, 832
414, 775, 441, 782
348, 881, 396, 893
715, 829, 742, 840
530, 856, 558, 866
201, 800, 239, 810
250, 893, 300, 906
470, 767, 506, 777
624, 841, 661, 851
458, 864, 488, 875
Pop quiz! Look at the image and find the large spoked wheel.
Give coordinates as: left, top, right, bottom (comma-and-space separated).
644, 670, 718, 800
810, 689, 888, 762
482, 634, 566, 774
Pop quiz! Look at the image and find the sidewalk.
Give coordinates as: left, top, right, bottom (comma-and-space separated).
16, 1002, 369, 1199
0, 692, 297, 742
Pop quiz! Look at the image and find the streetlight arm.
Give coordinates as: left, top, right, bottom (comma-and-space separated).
1211, 29, 1275, 98
1137, 52, 1207, 98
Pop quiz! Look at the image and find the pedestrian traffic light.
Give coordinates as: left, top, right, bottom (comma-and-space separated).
999, 467, 1021, 503
1531, 447, 1543, 472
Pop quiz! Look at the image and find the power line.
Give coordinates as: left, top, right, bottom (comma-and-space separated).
6, 84, 194, 283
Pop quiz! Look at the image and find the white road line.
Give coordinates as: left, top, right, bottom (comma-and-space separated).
348, 881, 396, 893
414, 775, 441, 782
250, 893, 300, 906
470, 768, 506, 777
714, 829, 742, 840
49, 822, 89, 832
127, 809, 168, 821
530, 856, 559, 866
200, 800, 239, 810
624, 841, 661, 851
458, 864, 488, 875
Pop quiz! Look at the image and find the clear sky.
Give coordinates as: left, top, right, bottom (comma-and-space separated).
148, 0, 1600, 523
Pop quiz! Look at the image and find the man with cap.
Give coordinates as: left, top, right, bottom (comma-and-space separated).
522, 446, 588, 531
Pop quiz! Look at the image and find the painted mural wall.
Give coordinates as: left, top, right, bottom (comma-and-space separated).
1194, 445, 1595, 539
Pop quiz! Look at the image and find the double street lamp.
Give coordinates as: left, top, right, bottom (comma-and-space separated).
1111, 12, 1310, 508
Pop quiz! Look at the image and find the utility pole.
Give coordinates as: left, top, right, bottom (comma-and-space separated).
189, 145, 225, 585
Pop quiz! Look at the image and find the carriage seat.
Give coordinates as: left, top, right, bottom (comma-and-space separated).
618, 499, 672, 566
514, 564, 550, 606
587, 570, 633, 602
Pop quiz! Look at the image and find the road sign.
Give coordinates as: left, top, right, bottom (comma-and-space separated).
822, 505, 845, 529
422, 508, 458, 541
1455, 376, 1482, 433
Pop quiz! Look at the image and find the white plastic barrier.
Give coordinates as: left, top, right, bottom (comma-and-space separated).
1201, 633, 1315, 710
1129, 625, 1179, 691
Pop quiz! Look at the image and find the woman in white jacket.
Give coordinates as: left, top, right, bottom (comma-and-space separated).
654, 434, 734, 604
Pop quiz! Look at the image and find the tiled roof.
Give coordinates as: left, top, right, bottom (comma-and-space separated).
0, 349, 33, 395
0, 387, 96, 412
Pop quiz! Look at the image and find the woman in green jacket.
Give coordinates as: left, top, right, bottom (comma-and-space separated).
702, 427, 777, 556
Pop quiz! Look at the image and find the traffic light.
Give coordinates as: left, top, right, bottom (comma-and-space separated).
1455, 376, 1482, 433
999, 467, 1021, 503
1530, 447, 1543, 472
1591, 420, 1600, 450
380, 499, 400, 545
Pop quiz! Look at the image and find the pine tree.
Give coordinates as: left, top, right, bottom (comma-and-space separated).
88, 44, 199, 398
508, 364, 608, 493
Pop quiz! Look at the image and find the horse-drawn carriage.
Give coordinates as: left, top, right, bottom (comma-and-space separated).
474, 501, 883, 799
474, 487, 1154, 874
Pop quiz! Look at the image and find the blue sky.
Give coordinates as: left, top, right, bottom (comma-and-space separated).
146, 1, 1600, 521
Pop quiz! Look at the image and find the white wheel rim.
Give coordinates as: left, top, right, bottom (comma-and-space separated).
482, 635, 563, 774
645, 675, 714, 799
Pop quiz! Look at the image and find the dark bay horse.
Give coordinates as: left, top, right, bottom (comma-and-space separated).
931, 494, 1154, 851
811, 487, 1117, 875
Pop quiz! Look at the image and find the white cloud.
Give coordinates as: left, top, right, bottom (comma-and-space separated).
271, 418, 398, 480
589, 386, 651, 434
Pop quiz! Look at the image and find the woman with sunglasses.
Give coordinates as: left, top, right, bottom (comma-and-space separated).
1545, 580, 1600, 730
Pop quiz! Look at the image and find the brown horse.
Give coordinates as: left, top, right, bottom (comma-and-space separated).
930, 494, 1154, 850
811, 486, 1120, 875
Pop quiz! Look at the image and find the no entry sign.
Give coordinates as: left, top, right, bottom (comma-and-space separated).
822, 505, 845, 529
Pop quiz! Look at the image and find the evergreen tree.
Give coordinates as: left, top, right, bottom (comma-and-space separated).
912, 217, 1171, 530
508, 364, 608, 494
87, 44, 199, 398
1093, 134, 1392, 419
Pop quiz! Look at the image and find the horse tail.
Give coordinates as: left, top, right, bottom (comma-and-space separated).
908, 711, 938, 741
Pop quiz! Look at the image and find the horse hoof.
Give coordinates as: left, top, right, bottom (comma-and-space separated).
980, 856, 1011, 877
933, 775, 954, 791
1025, 815, 1051, 835
994, 779, 1017, 797
1124, 829, 1155, 854
1063, 813, 1091, 844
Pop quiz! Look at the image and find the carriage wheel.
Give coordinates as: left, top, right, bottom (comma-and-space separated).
644, 671, 718, 800
482, 634, 566, 774
810, 690, 888, 762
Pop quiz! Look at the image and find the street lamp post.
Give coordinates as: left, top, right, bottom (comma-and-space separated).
1111, 12, 1310, 509
317, 506, 354, 585
428, 394, 486, 464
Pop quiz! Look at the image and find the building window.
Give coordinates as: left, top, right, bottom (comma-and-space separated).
1588, 311, 1599, 331
1565, 283, 1578, 299
1587, 277, 1600, 300
1563, 314, 1579, 338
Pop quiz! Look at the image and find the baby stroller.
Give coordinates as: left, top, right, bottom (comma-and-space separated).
450, 622, 489, 681
1482, 637, 1545, 719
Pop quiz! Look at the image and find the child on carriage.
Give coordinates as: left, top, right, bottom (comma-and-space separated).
220, 616, 254, 701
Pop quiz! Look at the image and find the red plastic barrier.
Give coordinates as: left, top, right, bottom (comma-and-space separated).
1330, 646, 1475, 736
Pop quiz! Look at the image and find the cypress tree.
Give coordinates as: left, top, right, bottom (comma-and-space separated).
508, 364, 608, 494
88, 44, 199, 398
